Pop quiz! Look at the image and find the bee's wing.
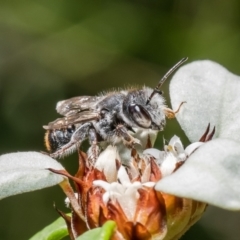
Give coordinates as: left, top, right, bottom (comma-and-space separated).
43, 110, 99, 130
56, 96, 101, 116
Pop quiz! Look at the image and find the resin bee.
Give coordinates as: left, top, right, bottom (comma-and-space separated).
44, 58, 187, 163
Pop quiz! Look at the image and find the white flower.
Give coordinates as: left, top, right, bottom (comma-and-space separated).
144, 136, 203, 178
56, 141, 209, 240
155, 60, 240, 210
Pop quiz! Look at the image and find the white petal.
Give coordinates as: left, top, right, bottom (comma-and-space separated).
143, 148, 165, 166
168, 135, 185, 155
111, 182, 126, 195
142, 182, 155, 187
117, 183, 141, 220
170, 60, 240, 143
128, 162, 140, 180
130, 181, 142, 189
160, 153, 178, 178
94, 146, 119, 182
117, 166, 131, 185
131, 128, 158, 147
93, 180, 111, 191
185, 142, 204, 156
102, 192, 110, 204
0, 152, 65, 200
143, 148, 165, 160
113, 129, 158, 164
155, 139, 240, 210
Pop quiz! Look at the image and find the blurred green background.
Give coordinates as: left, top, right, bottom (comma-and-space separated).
1, 0, 240, 239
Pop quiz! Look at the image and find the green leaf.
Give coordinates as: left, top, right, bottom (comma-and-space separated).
76, 221, 116, 240
100, 221, 116, 240
29, 216, 69, 240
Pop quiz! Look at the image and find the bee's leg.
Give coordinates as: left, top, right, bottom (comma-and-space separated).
164, 101, 186, 119
87, 128, 100, 166
50, 123, 92, 159
115, 124, 141, 147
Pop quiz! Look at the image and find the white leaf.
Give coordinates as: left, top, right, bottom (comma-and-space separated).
170, 60, 240, 143
0, 151, 65, 199
155, 139, 240, 210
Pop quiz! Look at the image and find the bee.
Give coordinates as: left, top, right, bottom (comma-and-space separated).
43, 58, 187, 164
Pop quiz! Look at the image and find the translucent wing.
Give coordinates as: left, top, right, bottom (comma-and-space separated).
44, 96, 102, 130
56, 96, 101, 116
43, 110, 99, 130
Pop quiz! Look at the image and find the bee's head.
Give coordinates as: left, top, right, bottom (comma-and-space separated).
122, 87, 166, 131
121, 58, 188, 130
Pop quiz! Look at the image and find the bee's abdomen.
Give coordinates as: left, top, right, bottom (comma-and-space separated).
44, 126, 75, 153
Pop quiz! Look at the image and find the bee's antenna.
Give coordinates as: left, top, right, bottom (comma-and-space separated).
146, 57, 188, 105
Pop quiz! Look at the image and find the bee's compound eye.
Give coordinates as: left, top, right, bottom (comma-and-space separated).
128, 104, 151, 128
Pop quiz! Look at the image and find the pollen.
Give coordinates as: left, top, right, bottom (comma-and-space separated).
44, 130, 52, 152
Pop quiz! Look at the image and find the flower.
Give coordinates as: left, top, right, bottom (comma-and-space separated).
50, 128, 212, 240
156, 60, 240, 210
